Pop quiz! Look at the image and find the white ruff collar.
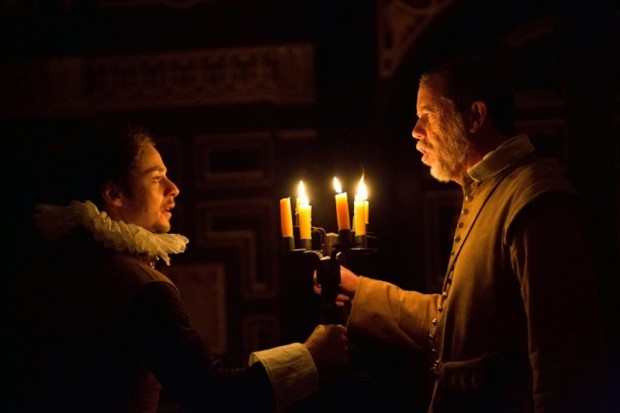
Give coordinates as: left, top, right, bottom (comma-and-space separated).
35, 200, 189, 266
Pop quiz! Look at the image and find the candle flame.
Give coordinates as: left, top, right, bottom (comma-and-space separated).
356, 176, 368, 200
297, 180, 309, 204
333, 177, 342, 194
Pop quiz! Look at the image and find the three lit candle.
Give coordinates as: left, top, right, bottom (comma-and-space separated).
279, 177, 369, 249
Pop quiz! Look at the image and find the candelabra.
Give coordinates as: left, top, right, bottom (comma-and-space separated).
281, 227, 377, 326
279, 186, 411, 410
280, 226, 378, 413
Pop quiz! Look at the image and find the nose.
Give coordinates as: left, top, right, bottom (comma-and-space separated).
166, 177, 180, 198
412, 119, 424, 140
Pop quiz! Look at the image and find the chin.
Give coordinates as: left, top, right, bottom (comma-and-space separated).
430, 167, 452, 183
152, 223, 172, 234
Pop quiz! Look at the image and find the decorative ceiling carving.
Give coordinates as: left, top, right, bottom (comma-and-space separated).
377, 0, 457, 78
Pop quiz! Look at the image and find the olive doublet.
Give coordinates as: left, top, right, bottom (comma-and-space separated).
347, 135, 610, 412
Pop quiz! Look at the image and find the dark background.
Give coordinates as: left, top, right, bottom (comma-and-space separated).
3, 0, 618, 411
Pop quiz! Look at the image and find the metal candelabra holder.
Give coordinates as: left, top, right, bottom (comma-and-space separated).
281, 225, 379, 404
281, 227, 411, 411
282, 227, 377, 326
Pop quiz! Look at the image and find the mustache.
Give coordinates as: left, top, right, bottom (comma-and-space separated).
416, 141, 431, 152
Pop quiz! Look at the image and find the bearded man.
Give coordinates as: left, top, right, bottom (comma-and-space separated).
315, 57, 613, 412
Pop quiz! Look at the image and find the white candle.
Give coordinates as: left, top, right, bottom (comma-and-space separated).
333, 177, 350, 231
297, 180, 312, 240
354, 177, 368, 235
279, 197, 293, 238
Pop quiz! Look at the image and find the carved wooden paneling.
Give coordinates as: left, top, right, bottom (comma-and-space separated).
195, 198, 278, 299
499, 17, 566, 109
91, 45, 315, 110
0, 44, 315, 115
242, 314, 281, 357
516, 118, 569, 171
99, 0, 215, 7
193, 132, 274, 189
377, 0, 456, 78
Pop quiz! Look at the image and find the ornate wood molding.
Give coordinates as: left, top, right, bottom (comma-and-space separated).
0, 43, 315, 115
99, 0, 215, 7
377, 0, 456, 78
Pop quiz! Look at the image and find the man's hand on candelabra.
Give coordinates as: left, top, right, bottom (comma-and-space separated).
304, 324, 349, 374
313, 265, 360, 306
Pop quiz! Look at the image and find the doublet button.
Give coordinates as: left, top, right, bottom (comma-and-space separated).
431, 318, 438, 325
464, 195, 473, 202
428, 332, 437, 353
453, 235, 461, 243
457, 221, 464, 228
461, 208, 469, 215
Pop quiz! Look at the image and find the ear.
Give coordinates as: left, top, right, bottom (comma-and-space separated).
468, 101, 487, 133
101, 181, 125, 208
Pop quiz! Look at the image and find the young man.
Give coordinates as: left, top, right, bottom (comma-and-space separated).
317, 57, 613, 412
9, 126, 348, 412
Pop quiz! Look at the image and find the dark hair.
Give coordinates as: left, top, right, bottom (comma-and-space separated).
37, 121, 155, 208
420, 56, 516, 136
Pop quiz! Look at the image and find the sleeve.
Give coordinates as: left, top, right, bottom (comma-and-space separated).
122, 282, 276, 413
249, 343, 319, 411
347, 276, 441, 351
508, 193, 613, 412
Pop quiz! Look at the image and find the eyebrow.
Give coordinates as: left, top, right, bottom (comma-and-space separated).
139, 165, 166, 177
416, 103, 436, 116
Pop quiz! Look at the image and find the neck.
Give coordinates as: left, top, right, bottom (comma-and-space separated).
453, 130, 509, 186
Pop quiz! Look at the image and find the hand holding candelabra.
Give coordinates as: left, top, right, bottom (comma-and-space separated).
279, 178, 379, 403
280, 177, 374, 325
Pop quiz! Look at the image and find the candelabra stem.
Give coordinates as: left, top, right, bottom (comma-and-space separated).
318, 251, 345, 324
338, 229, 352, 250
299, 238, 312, 251
354, 234, 367, 248
282, 236, 295, 251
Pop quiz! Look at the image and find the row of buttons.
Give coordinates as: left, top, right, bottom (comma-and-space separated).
429, 290, 449, 375
430, 189, 475, 377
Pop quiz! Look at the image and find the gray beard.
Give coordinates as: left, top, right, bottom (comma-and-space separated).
429, 131, 470, 183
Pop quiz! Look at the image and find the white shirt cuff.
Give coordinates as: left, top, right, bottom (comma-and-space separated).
249, 342, 319, 411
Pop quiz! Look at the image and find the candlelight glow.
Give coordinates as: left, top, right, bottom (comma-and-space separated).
333, 177, 342, 194
354, 175, 369, 235
356, 176, 368, 201
297, 180, 312, 241
297, 180, 309, 205
333, 177, 350, 231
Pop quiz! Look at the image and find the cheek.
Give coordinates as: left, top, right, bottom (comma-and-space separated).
144, 193, 162, 214
427, 116, 443, 133
130, 188, 157, 215
426, 122, 443, 144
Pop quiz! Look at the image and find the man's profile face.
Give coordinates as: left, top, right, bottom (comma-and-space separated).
115, 143, 179, 233
411, 76, 470, 183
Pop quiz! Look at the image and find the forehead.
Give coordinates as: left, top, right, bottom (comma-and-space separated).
417, 76, 452, 112
134, 143, 165, 175
418, 76, 446, 101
